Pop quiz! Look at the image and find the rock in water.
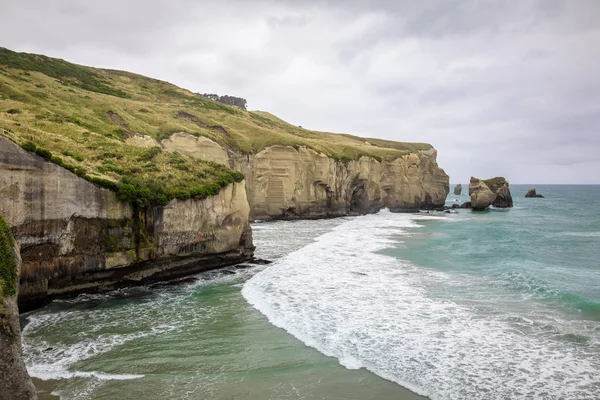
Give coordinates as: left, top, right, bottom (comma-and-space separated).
485, 177, 513, 208
469, 177, 497, 210
525, 188, 544, 198
468, 177, 513, 210
0, 216, 37, 400
454, 184, 462, 195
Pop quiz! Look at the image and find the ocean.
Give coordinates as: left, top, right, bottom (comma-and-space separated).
21, 185, 600, 399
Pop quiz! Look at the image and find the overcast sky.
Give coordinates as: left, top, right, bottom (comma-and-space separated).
2, 0, 599, 183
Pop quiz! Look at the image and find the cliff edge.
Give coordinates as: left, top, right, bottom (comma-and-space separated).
166, 138, 449, 219
0, 215, 37, 400
0, 137, 253, 309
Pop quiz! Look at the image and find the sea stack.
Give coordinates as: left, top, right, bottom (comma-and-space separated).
525, 188, 544, 198
454, 184, 462, 195
0, 215, 37, 400
468, 177, 513, 210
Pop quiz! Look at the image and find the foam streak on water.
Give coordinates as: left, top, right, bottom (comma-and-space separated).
242, 211, 600, 400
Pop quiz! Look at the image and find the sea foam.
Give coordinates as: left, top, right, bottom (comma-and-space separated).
242, 210, 600, 399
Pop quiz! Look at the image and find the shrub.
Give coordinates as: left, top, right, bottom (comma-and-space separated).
20, 141, 37, 152
140, 146, 162, 160
74, 167, 87, 177
117, 183, 138, 203
216, 173, 235, 187
86, 176, 119, 191
7, 108, 21, 114
62, 151, 84, 161
174, 190, 191, 200
35, 147, 52, 160
231, 171, 244, 182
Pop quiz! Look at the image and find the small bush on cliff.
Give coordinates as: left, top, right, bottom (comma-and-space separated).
85, 176, 119, 191
35, 147, 52, 160
231, 171, 244, 182
0, 215, 18, 297
216, 173, 235, 187
117, 184, 152, 207
139, 146, 162, 161
20, 141, 36, 152
62, 151, 84, 162
483, 177, 507, 189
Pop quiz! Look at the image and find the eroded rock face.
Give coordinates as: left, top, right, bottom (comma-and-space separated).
469, 177, 497, 210
159, 134, 449, 220
0, 216, 37, 400
485, 177, 513, 208
161, 132, 230, 166
454, 184, 462, 195
469, 177, 513, 210
0, 137, 253, 309
231, 145, 449, 220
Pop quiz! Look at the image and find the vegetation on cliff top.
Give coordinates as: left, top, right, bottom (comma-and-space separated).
0, 215, 18, 298
0, 46, 433, 200
483, 177, 508, 189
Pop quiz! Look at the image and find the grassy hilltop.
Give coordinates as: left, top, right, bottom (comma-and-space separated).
0, 47, 432, 204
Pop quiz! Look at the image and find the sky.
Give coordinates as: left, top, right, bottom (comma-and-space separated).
2, 0, 599, 184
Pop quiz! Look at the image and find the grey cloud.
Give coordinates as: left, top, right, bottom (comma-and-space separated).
1, 0, 599, 183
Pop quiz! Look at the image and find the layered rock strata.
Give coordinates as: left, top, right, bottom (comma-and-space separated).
162, 133, 450, 220
0, 137, 254, 309
0, 215, 37, 400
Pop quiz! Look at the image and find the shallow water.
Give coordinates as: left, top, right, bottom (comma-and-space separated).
22, 218, 424, 399
22, 185, 600, 399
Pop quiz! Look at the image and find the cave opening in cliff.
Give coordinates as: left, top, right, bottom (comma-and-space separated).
349, 178, 370, 215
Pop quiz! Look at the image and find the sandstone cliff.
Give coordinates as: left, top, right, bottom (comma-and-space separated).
0, 137, 253, 309
0, 215, 37, 400
162, 133, 449, 220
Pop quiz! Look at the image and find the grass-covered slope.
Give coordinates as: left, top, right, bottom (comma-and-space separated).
0, 46, 433, 203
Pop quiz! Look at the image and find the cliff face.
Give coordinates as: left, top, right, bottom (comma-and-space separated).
163, 134, 449, 220
234, 145, 449, 219
0, 216, 37, 400
0, 137, 253, 309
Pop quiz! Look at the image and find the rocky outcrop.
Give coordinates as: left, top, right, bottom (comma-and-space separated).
454, 184, 462, 195
161, 132, 230, 166
0, 216, 37, 400
469, 177, 497, 210
0, 137, 253, 309
525, 188, 544, 198
468, 177, 513, 210
232, 145, 449, 219
485, 177, 513, 208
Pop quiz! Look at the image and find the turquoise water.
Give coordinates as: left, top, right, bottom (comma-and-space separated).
22, 185, 600, 399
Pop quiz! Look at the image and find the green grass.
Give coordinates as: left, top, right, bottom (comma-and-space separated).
483, 177, 507, 188
0, 46, 434, 204
0, 215, 18, 298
